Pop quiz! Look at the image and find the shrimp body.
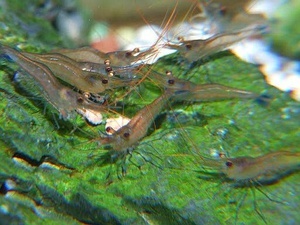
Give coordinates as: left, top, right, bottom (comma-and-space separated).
23, 52, 138, 93
222, 151, 300, 181
53, 47, 107, 64
167, 27, 266, 63
173, 83, 258, 102
55, 46, 157, 67
145, 70, 258, 101
99, 91, 172, 151
0, 45, 107, 119
198, 0, 266, 33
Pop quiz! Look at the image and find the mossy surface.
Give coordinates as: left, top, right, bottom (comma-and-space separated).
0, 1, 300, 225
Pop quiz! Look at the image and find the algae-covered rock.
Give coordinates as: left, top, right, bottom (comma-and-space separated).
0, 1, 300, 225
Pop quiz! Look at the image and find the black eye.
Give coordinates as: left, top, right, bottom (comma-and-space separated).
77, 97, 84, 104
106, 126, 112, 133
219, 6, 227, 16
168, 79, 175, 85
102, 79, 108, 84
125, 52, 131, 58
185, 43, 192, 50
106, 67, 113, 72
123, 132, 130, 138
225, 161, 233, 167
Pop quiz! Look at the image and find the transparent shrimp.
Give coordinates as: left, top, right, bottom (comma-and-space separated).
55, 46, 159, 67
219, 151, 300, 181
167, 26, 266, 63
77, 61, 141, 79
145, 70, 258, 101
173, 83, 258, 102
52, 46, 107, 64
194, 0, 266, 33
23, 52, 137, 93
98, 90, 173, 152
197, 150, 300, 224
0, 45, 107, 120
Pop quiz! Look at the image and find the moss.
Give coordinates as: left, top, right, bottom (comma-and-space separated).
268, 0, 300, 59
0, 0, 300, 225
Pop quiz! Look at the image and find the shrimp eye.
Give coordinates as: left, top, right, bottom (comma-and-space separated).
185, 43, 192, 50
219, 6, 227, 16
225, 161, 233, 167
168, 79, 175, 85
123, 132, 130, 138
125, 51, 132, 58
77, 97, 84, 104
106, 126, 112, 133
102, 79, 109, 84
106, 66, 113, 72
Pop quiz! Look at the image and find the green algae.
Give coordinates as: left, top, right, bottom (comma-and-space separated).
0, 1, 300, 225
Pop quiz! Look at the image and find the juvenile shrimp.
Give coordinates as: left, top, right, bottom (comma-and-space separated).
23, 52, 137, 93
167, 26, 266, 63
0, 45, 107, 120
98, 90, 173, 152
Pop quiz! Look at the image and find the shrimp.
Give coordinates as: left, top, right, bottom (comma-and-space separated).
0, 44, 107, 120
167, 26, 266, 63
144, 69, 259, 101
55, 46, 159, 67
98, 90, 173, 152
173, 83, 258, 102
52, 46, 107, 64
23, 52, 137, 93
77, 61, 141, 79
219, 151, 300, 181
195, 0, 266, 33
198, 150, 300, 224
